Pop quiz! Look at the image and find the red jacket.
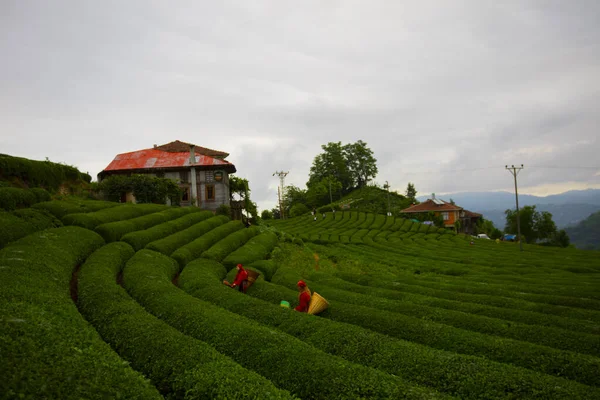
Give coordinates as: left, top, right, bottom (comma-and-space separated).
232, 268, 248, 287
295, 291, 311, 312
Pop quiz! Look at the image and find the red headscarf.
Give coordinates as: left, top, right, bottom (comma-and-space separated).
297, 280, 306, 288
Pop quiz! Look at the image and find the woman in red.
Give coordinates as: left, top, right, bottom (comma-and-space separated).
295, 280, 311, 312
224, 264, 249, 293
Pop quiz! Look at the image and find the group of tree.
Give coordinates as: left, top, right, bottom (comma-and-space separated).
97, 175, 181, 205
504, 205, 570, 247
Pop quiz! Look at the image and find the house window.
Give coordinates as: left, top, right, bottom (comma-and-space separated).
205, 171, 214, 183
179, 171, 189, 183
205, 184, 215, 201
442, 212, 449, 221
181, 187, 189, 202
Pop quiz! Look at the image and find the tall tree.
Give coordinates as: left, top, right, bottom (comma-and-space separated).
283, 185, 307, 208
405, 182, 417, 202
343, 140, 378, 188
229, 176, 258, 219
505, 205, 558, 244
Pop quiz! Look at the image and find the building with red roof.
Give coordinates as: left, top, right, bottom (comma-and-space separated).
400, 194, 482, 234
98, 140, 236, 210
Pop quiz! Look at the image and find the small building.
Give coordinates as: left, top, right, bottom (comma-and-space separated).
98, 140, 236, 211
400, 194, 482, 234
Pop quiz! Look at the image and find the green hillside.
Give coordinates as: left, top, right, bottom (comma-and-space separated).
566, 211, 600, 250
318, 185, 413, 214
2, 201, 600, 399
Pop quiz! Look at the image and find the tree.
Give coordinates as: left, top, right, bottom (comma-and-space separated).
306, 176, 342, 208
229, 176, 258, 220
289, 203, 309, 217
308, 140, 378, 193
505, 205, 558, 244
405, 183, 417, 202
343, 140, 378, 188
283, 185, 307, 208
261, 209, 273, 220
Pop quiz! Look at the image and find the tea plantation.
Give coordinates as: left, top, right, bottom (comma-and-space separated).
2, 201, 600, 399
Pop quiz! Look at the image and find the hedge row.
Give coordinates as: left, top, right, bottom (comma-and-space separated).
222, 231, 279, 269
0, 187, 51, 211
0, 154, 90, 189
121, 210, 214, 251
270, 268, 600, 387
78, 243, 292, 399
123, 250, 443, 400
62, 203, 168, 230
179, 258, 600, 399
146, 215, 228, 256
94, 206, 199, 242
32, 199, 119, 218
0, 208, 63, 249
308, 273, 600, 358
201, 226, 260, 262
171, 220, 245, 267
0, 227, 160, 399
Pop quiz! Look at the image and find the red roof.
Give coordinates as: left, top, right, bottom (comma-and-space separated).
99, 142, 236, 179
155, 140, 229, 159
401, 199, 462, 213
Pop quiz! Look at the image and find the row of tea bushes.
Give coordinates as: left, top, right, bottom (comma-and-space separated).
222, 230, 279, 269
179, 258, 600, 399
171, 220, 245, 267
270, 268, 600, 387
308, 272, 600, 358
0, 187, 51, 211
0, 154, 90, 189
201, 226, 260, 262
0, 208, 62, 248
62, 203, 167, 230
314, 243, 599, 335
32, 199, 119, 218
121, 210, 213, 251
94, 206, 199, 242
0, 227, 160, 399
146, 214, 228, 256
78, 243, 292, 399
123, 250, 442, 399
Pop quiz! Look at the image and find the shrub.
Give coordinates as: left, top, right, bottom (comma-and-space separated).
124, 252, 442, 399
146, 215, 229, 256
0, 187, 37, 210
29, 188, 51, 202
289, 203, 309, 217
94, 206, 196, 242
62, 203, 167, 230
171, 220, 244, 267
222, 231, 279, 269
0, 227, 160, 399
0, 154, 89, 190
179, 260, 600, 400
0, 209, 62, 249
215, 204, 231, 216
32, 199, 119, 218
201, 226, 260, 262
78, 244, 292, 399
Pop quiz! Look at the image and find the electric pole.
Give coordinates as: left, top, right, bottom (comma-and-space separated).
384, 181, 391, 216
505, 164, 524, 251
273, 171, 289, 219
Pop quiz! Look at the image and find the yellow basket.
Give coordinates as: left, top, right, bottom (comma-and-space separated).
246, 269, 260, 288
307, 292, 329, 315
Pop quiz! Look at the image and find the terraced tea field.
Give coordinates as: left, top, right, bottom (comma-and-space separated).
2, 202, 600, 399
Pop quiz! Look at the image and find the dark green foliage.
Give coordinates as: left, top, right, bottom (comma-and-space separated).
505, 205, 558, 243
146, 214, 229, 256
0, 187, 37, 210
222, 231, 279, 269
566, 211, 600, 250
62, 203, 167, 230
0, 208, 62, 248
121, 210, 213, 251
201, 225, 260, 262
215, 203, 230, 216
94, 206, 197, 242
247, 259, 279, 281
179, 259, 600, 400
289, 203, 309, 217
125, 254, 444, 399
0, 154, 89, 190
78, 245, 292, 399
98, 174, 182, 205
33, 199, 119, 218
0, 227, 161, 399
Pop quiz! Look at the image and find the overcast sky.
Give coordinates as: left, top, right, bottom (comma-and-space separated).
1, 1, 599, 211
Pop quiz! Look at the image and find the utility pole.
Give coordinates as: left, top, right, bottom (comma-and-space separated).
273, 171, 289, 219
505, 164, 524, 251
384, 181, 391, 216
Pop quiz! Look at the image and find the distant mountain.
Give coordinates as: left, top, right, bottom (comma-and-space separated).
417, 189, 600, 229
565, 211, 600, 250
